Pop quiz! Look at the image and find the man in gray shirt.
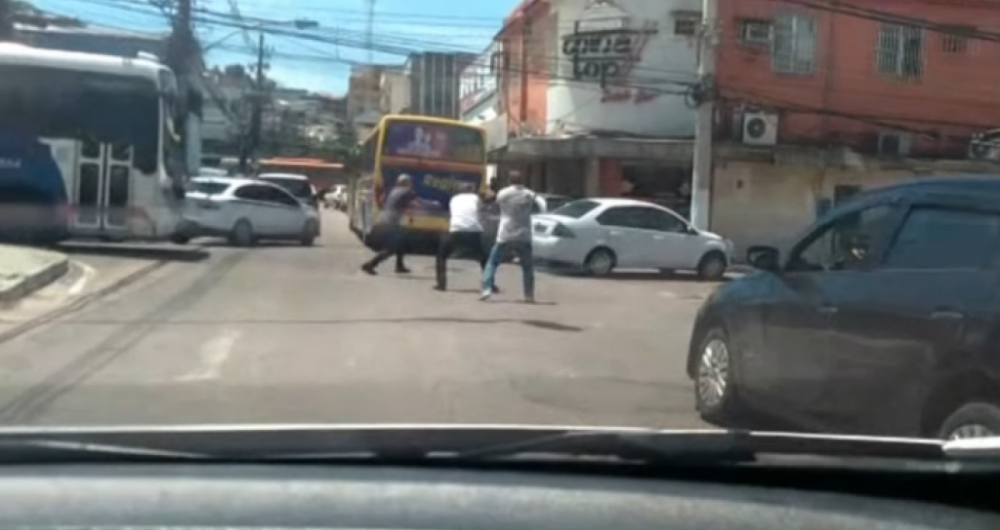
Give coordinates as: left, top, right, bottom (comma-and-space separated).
480, 171, 543, 303
361, 174, 433, 275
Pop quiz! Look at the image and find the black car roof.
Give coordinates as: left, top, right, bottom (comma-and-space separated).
868, 175, 1000, 198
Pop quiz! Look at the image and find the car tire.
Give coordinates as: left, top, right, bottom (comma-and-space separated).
229, 220, 255, 247
697, 251, 728, 281
300, 221, 318, 246
584, 247, 616, 276
938, 402, 1000, 440
693, 326, 743, 423
170, 234, 191, 245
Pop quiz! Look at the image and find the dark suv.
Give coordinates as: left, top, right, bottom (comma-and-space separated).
688, 176, 1000, 440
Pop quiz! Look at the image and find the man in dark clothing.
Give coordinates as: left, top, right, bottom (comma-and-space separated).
434, 183, 498, 292
361, 174, 430, 275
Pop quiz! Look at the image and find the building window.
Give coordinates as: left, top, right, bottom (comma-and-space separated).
877, 24, 923, 79
674, 17, 698, 36
941, 25, 972, 53
771, 12, 816, 74
740, 18, 772, 45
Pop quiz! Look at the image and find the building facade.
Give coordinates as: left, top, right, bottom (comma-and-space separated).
380, 66, 411, 115
494, 0, 701, 215
407, 52, 477, 118
347, 65, 387, 139
460, 42, 505, 184
710, 0, 1000, 255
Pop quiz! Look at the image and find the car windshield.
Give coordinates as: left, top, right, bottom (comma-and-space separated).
551, 199, 600, 218
259, 176, 312, 199
2, 2, 994, 468
189, 181, 229, 195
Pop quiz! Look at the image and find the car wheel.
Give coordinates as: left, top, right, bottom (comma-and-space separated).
697, 251, 728, 281
584, 248, 616, 276
938, 402, 1000, 440
170, 233, 191, 245
229, 220, 254, 247
300, 221, 318, 246
694, 326, 742, 423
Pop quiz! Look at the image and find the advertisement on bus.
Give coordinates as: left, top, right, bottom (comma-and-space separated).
382, 122, 485, 164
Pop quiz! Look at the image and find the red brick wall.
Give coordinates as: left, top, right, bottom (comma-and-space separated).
716, 0, 1000, 156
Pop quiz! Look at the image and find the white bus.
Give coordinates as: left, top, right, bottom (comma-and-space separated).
0, 43, 191, 243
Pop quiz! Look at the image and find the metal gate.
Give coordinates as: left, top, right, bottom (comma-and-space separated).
72, 139, 133, 235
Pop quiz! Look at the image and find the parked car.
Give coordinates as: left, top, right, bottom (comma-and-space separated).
687, 176, 1000, 440
535, 193, 573, 214
531, 198, 732, 279
257, 173, 319, 209
179, 177, 320, 246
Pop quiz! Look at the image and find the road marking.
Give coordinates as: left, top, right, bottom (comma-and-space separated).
659, 291, 678, 299
67, 261, 96, 296
177, 329, 242, 382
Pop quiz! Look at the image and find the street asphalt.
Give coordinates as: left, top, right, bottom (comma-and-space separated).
0, 210, 721, 429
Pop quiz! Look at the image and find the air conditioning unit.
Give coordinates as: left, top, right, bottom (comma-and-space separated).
742, 111, 778, 146
968, 129, 1000, 161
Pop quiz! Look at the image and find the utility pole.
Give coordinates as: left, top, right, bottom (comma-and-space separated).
690, 0, 717, 231
165, 0, 199, 181
0, 0, 14, 41
242, 32, 266, 173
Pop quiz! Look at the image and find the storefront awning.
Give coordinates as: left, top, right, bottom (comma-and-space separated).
500, 136, 694, 162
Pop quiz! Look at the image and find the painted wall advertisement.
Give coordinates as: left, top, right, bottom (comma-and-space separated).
561, 1, 659, 104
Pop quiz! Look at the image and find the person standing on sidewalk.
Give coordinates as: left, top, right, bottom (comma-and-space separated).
480, 172, 543, 303
361, 174, 433, 275
434, 183, 498, 292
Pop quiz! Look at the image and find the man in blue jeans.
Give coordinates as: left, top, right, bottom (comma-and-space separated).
481, 172, 543, 303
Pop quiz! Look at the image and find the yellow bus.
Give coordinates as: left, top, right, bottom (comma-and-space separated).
348, 114, 488, 248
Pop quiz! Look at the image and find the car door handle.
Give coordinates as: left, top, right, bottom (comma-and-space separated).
818, 305, 838, 314
930, 309, 964, 320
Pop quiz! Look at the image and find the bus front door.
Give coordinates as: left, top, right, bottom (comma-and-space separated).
72, 141, 133, 237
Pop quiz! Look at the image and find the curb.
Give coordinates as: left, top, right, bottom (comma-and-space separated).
0, 251, 70, 305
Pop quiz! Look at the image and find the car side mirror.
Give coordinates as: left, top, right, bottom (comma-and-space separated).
747, 245, 781, 272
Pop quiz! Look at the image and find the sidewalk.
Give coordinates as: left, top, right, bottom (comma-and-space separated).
0, 244, 68, 304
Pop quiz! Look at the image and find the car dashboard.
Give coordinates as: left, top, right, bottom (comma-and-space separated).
0, 463, 994, 530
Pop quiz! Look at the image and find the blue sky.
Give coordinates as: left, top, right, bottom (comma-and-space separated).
32, 0, 511, 93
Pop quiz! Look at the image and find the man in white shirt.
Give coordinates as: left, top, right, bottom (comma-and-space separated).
434, 182, 499, 292
480, 171, 544, 303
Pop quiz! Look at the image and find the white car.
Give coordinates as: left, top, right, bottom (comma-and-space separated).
257, 173, 319, 209
531, 198, 733, 280
180, 177, 320, 246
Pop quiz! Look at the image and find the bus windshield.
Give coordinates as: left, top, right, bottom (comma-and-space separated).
0, 65, 160, 171
381, 121, 484, 164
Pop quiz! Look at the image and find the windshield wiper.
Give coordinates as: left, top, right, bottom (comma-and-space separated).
0, 425, 948, 465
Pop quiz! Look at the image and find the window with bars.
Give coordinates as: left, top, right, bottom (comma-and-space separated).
877, 24, 924, 79
771, 12, 816, 74
674, 17, 698, 36
940, 25, 972, 53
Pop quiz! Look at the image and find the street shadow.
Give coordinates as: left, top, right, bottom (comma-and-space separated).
69, 316, 584, 332
546, 269, 731, 283
55, 242, 210, 263
489, 300, 558, 306
197, 239, 316, 248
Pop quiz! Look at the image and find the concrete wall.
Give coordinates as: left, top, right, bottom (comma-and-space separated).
499, 0, 550, 137
710, 159, 975, 259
